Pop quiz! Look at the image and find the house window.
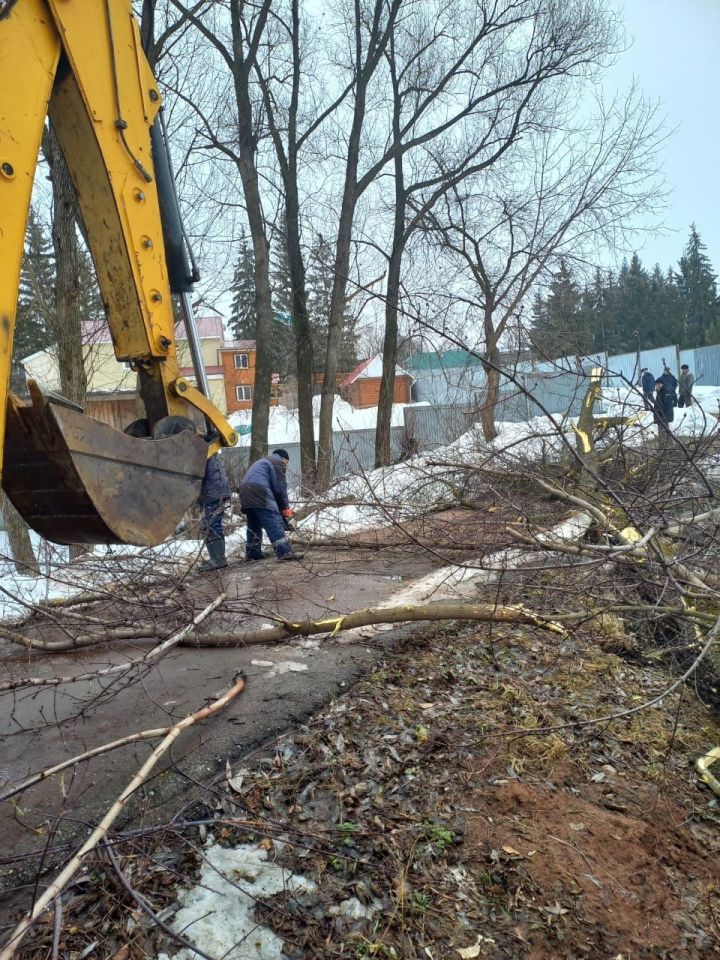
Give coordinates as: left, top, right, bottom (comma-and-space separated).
235, 385, 252, 401
234, 353, 249, 369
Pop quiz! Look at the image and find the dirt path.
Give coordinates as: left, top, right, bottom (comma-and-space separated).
0, 546, 443, 908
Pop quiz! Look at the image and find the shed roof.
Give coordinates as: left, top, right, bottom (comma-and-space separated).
342, 354, 412, 386
404, 349, 483, 372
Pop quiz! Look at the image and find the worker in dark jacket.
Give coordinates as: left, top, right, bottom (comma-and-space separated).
640, 368, 655, 409
239, 449, 303, 562
653, 378, 674, 433
660, 366, 678, 406
198, 452, 231, 571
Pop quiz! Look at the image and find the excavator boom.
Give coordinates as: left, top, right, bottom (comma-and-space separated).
0, 0, 236, 546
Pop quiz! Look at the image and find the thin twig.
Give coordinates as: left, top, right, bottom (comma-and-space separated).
0, 674, 246, 960
103, 841, 217, 960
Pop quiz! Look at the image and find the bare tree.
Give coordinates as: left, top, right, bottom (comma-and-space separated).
371, 0, 651, 461
252, 0, 352, 483
422, 84, 664, 440
43, 126, 87, 410
172, 0, 277, 464
314, 0, 404, 488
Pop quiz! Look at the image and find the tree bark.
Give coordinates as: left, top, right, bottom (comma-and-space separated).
285, 0, 315, 483
0, 489, 39, 576
375, 39, 405, 468
230, 1, 274, 465
44, 125, 88, 559
45, 126, 86, 410
375, 247, 403, 466
480, 311, 500, 442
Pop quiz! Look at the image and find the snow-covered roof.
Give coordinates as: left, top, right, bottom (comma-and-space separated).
80, 315, 224, 343
342, 355, 412, 386
220, 339, 256, 350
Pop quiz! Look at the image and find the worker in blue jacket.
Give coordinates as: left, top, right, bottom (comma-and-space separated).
239, 449, 304, 562
640, 368, 655, 409
198, 452, 231, 571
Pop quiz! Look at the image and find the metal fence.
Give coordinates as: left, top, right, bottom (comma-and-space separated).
401, 371, 589, 451
605, 345, 679, 387
222, 424, 408, 488
693, 344, 720, 388
223, 339, 720, 485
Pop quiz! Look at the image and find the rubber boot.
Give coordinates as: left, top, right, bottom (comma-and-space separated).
278, 549, 305, 562
199, 538, 228, 571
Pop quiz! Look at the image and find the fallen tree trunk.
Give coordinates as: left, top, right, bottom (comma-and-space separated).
0, 594, 225, 688
0, 674, 246, 960
181, 601, 566, 647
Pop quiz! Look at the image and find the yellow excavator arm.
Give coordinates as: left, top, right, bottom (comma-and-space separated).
0, 0, 237, 546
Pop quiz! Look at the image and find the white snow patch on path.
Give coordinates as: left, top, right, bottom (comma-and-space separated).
157, 842, 316, 960
335, 512, 591, 644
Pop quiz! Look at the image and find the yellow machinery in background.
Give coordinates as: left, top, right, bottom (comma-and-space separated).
0, 0, 237, 546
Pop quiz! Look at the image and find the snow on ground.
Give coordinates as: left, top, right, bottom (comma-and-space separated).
0, 517, 248, 621
157, 841, 316, 960
227, 396, 423, 444
4, 385, 719, 620
297, 411, 582, 541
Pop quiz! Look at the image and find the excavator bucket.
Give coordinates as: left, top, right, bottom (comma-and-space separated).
2, 384, 208, 547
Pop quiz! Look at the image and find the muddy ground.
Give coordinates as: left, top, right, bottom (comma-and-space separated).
5, 498, 718, 958
0, 544, 448, 900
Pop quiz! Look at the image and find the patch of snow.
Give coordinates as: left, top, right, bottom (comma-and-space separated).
157, 842, 316, 960
227, 397, 425, 447
266, 660, 308, 677
327, 896, 382, 920
0, 519, 249, 622
336, 513, 592, 644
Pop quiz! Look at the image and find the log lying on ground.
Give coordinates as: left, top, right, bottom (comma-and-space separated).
0, 674, 246, 960
0, 594, 225, 691
181, 602, 567, 647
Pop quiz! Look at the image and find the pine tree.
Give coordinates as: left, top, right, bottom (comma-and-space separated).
613, 254, 652, 351
531, 260, 584, 357
269, 220, 297, 378
648, 264, 683, 346
675, 224, 720, 346
228, 233, 257, 341
13, 208, 55, 392
306, 236, 358, 373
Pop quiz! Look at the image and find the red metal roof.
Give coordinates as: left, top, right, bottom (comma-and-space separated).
341, 356, 375, 386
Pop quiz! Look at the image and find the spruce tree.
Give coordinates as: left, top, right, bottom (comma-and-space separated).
228, 233, 257, 341
269, 220, 297, 378
13, 208, 55, 392
531, 260, 584, 357
613, 254, 652, 351
675, 224, 720, 346
306, 235, 357, 374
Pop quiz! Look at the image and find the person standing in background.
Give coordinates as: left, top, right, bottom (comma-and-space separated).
653, 377, 675, 435
198, 451, 231, 571
640, 367, 655, 409
660, 364, 678, 407
678, 364, 695, 407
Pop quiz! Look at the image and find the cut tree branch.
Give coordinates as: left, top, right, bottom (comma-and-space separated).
0, 674, 246, 960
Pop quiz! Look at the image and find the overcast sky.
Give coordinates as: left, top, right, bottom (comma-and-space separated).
605, 0, 719, 273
